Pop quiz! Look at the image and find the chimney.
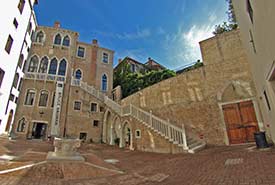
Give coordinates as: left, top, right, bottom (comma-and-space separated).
54, 21, 60, 28
118, 58, 122, 63
92, 39, 98, 46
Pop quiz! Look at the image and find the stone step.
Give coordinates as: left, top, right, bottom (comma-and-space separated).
188, 142, 206, 154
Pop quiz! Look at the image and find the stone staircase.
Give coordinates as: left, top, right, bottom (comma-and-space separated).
71, 79, 206, 153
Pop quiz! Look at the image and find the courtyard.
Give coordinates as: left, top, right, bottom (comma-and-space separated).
0, 137, 275, 185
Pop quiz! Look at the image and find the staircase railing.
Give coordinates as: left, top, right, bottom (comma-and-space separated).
71, 79, 188, 150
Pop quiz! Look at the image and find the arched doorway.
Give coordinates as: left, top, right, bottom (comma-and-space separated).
112, 116, 122, 146
5, 110, 14, 133
103, 110, 113, 144
120, 121, 133, 149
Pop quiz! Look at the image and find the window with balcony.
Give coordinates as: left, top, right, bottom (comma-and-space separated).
75, 69, 82, 79
5, 35, 13, 54
58, 59, 67, 76
24, 89, 35, 106
77, 46, 85, 58
39, 57, 49, 73
62, 35, 70, 47
28, 55, 39, 72
48, 58, 58, 75
38, 90, 49, 107
54, 34, 62, 45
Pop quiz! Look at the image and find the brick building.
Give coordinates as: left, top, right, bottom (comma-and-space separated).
12, 22, 114, 142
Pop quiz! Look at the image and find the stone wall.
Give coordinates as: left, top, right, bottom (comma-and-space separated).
121, 30, 261, 145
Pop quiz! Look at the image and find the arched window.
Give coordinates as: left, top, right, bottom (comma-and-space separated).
13, 73, 19, 88
101, 74, 107, 91
38, 56, 49, 73
35, 31, 44, 43
24, 89, 35, 106
17, 118, 26, 132
48, 58, 58, 75
18, 54, 24, 68
28, 55, 39, 73
54, 34, 62, 45
75, 69, 82, 79
38, 90, 48, 107
58, 59, 67, 76
62, 35, 70, 46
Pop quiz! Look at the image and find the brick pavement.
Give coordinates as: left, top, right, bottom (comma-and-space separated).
0, 138, 275, 185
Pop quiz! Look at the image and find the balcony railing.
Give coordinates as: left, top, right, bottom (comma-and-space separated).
24, 73, 66, 82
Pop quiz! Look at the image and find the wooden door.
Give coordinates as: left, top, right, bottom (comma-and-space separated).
222, 100, 259, 144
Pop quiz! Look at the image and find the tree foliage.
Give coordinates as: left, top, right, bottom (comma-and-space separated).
114, 63, 176, 98
213, 0, 238, 35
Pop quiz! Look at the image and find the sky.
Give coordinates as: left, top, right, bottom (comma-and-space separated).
34, 0, 228, 70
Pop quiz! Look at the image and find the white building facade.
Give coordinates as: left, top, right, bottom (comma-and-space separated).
0, 0, 38, 134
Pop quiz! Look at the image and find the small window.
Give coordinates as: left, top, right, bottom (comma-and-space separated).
24, 89, 35, 106
51, 92, 55, 107
17, 118, 26, 132
93, 120, 99, 127
131, 64, 136, 72
62, 35, 70, 47
18, 0, 25, 14
35, 31, 44, 43
17, 78, 23, 91
39, 57, 49, 73
103, 53, 108, 63
38, 90, 49, 107
15, 97, 18, 104
5, 35, 13, 54
91, 103, 97, 112
135, 130, 141, 138
27, 22, 32, 35
9, 94, 15, 101
13, 73, 19, 88
247, 0, 253, 23
28, 55, 39, 73
18, 54, 24, 68
48, 58, 58, 75
100, 106, 104, 112
75, 69, 82, 79
101, 74, 107, 91
79, 133, 87, 141
54, 34, 62, 45
74, 101, 81, 110
13, 18, 18, 29
0, 68, 5, 88
77, 46, 85, 58
264, 91, 271, 111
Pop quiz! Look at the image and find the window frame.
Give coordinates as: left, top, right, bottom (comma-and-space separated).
135, 129, 141, 139
62, 35, 71, 47
101, 74, 108, 92
73, 100, 82, 111
18, 0, 25, 14
24, 89, 36, 106
102, 52, 109, 63
38, 90, 49, 107
27, 55, 39, 73
17, 117, 26, 132
90, 103, 98, 112
77, 46, 86, 58
54, 33, 62, 45
93, 120, 99, 127
75, 69, 82, 80
58, 59, 67, 76
5, 35, 14, 54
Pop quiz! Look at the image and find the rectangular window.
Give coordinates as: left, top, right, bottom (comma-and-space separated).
27, 22, 32, 35
18, 0, 25, 14
79, 132, 87, 140
247, 0, 253, 23
74, 101, 81, 110
0, 68, 5, 88
13, 18, 18, 29
77, 46, 85, 58
103, 53, 108, 63
18, 79, 23, 91
264, 91, 271, 111
93, 120, 99, 127
91, 103, 97, 112
9, 94, 15, 102
24, 90, 35, 105
51, 92, 55, 107
5, 35, 14, 54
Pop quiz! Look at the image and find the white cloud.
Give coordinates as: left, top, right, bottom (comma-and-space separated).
95, 28, 151, 40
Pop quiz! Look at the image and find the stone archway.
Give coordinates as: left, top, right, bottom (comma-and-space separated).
120, 120, 133, 150
102, 109, 113, 144
112, 116, 122, 146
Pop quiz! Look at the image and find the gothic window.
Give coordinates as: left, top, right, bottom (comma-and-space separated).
101, 74, 107, 91
58, 59, 67, 76
35, 31, 44, 43
48, 58, 58, 75
75, 69, 82, 79
28, 55, 39, 73
62, 35, 70, 46
54, 34, 62, 45
39, 57, 49, 73
38, 90, 49, 107
24, 89, 35, 106
17, 118, 26, 132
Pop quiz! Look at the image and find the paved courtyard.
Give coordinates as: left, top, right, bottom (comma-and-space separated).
0, 137, 275, 185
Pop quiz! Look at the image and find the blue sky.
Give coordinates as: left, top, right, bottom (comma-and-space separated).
34, 0, 228, 70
